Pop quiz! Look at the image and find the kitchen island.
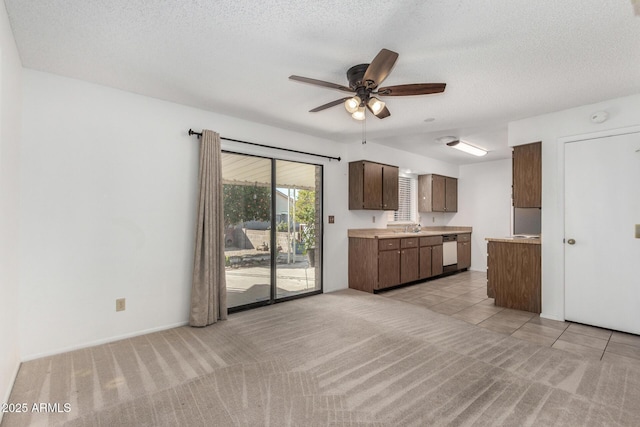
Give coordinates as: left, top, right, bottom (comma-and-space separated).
348, 227, 472, 292
486, 237, 541, 313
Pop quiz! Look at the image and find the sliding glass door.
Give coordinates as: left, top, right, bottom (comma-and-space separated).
221, 153, 272, 309
221, 152, 322, 311
275, 160, 322, 299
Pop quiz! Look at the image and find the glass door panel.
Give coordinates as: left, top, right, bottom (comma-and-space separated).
221, 152, 272, 309
275, 160, 322, 299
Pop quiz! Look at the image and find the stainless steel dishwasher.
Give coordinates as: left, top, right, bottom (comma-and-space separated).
442, 234, 458, 272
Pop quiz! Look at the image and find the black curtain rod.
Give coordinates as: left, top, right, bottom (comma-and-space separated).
188, 129, 341, 162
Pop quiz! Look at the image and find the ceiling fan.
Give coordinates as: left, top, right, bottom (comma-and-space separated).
289, 48, 446, 121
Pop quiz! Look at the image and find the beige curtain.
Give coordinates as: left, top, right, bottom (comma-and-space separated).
189, 130, 227, 327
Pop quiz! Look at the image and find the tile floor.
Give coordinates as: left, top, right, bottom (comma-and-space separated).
380, 270, 640, 366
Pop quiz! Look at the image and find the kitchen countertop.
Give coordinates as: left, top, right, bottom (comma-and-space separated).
348, 226, 472, 239
485, 236, 541, 245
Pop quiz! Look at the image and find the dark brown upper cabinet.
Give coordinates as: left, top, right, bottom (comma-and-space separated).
418, 174, 458, 212
349, 160, 399, 210
512, 142, 542, 208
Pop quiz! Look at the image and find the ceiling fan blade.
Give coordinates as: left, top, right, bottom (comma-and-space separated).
366, 104, 391, 119
309, 97, 352, 112
377, 83, 446, 96
363, 48, 399, 89
289, 75, 352, 92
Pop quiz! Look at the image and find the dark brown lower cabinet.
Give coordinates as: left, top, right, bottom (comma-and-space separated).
348, 237, 378, 293
487, 241, 541, 313
400, 247, 419, 283
400, 238, 419, 283
419, 246, 433, 279
419, 236, 443, 279
457, 233, 471, 270
431, 245, 443, 276
375, 237, 421, 289
378, 249, 400, 288
348, 233, 468, 293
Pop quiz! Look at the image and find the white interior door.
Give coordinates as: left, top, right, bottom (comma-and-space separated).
564, 132, 640, 334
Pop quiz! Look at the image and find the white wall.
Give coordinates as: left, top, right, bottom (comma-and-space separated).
19, 70, 348, 359
0, 1, 23, 414
451, 159, 512, 271
0, 2, 22, 420
509, 92, 640, 320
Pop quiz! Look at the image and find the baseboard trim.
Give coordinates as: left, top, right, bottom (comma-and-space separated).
21, 321, 189, 362
540, 313, 564, 322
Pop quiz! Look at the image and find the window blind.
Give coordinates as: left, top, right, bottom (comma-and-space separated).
393, 176, 414, 222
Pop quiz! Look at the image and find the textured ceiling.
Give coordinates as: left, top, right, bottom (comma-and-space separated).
5, 0, 640, 164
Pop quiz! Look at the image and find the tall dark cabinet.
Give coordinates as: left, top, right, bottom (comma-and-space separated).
512, 142, 542, 208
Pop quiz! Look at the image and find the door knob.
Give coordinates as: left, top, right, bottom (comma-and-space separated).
567, 238, 576, 245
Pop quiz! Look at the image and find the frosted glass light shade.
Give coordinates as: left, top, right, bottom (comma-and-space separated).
368, 97, 385, 115
352, 106, 366, 121
344, 96, 361, 113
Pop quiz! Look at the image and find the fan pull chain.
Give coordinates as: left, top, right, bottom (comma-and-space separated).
361, 117, 367, 144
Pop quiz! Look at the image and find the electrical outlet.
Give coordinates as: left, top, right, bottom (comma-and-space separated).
432, 216, 435, 223
116, 298, 126, 312
372, 216, 376, 223
328, 215, 335, 224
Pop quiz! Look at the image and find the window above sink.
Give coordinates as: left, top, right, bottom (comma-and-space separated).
387, 175, 417, 223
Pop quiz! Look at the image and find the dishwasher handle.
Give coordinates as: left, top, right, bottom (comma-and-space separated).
442, 234, 457, 242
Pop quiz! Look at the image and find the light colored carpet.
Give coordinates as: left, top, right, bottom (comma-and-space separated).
4, 288, 640, 426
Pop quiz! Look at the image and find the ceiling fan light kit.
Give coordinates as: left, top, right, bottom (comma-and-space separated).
368, 97, 385, 115
289, 48, 446, 121
344, 96, 361, 113
447, 140, 488, 157
352, 106, 366, 121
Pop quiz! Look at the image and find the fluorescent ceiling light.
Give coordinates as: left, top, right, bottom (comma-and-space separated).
446, 140, 487, 157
